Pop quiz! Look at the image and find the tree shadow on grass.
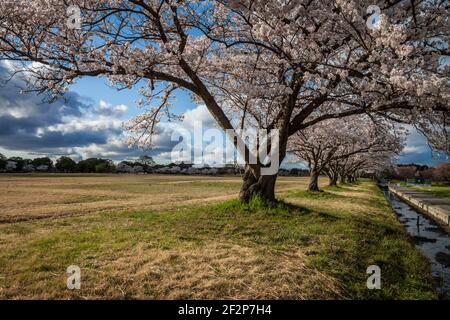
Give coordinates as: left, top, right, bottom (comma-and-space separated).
285, 189, 372, 208
215, 196, 314, 217
209, 183, 435, 298
122, 189, 434, 299
286, 189, 349, 200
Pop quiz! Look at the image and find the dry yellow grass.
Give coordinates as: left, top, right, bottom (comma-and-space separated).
0, 176, 435, 299
0, 174, 316, 223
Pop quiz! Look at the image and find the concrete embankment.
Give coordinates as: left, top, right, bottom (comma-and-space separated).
388, 184, 450, 227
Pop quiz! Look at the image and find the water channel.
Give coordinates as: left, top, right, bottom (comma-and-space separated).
382, 188, 450, 299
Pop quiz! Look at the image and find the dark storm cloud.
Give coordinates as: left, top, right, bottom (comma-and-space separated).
0, 129, 109, 150
0, 62, 102, 151
0, 62, 198, 161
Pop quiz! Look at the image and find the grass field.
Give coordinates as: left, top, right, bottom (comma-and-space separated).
391, 180, 450, 200
409, 185, 450, 200
0, 174, 306, 223
0, 175, 436, 299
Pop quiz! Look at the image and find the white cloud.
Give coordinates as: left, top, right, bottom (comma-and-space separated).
97, 100, 128, 116
403, 145, 426, 154
47, 117, 122, 134
182, 104, 216, 129
402, 126, 429, 155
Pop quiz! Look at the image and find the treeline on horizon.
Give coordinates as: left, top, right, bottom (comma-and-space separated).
384, 163, 450, 183
0, 153, 312, 176
1, 152, 449, 182
0, 154, 122, 174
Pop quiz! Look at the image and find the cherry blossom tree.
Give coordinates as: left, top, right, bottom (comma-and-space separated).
0, 0, 448, 202
327, 132, 405, 185
289, 116, 405, 190
395, 165, 418, 180
333, 150, 399, 184
434, 162, 450, 182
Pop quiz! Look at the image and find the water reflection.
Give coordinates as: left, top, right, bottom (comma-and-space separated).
383, 189, 450, 299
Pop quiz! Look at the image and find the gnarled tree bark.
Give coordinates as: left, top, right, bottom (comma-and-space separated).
308, 166, 320, 191
328, 173, 338, 186
239, 165, 278, 203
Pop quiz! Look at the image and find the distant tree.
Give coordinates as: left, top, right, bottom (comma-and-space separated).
419, 168, 435, 180
378, 164, 397, 180
55, 156, 77, 173
116, 161, 134, 173
290, 117, 404, 190
8, 157, 25, 171
5, 160, 17, 172
177, 162, 193, 170
77, 158, 97, 173
77, 158, 114, 173
137, 155, 156, 167
0, 158, 6, 170
95, 160, 116, 173
32, 157, 53, 169
22, 162, 36, 172
396, 166, 417, 181
121, 161, 137, 167
0, 153, 6, 160
434, 163, 450, 183
95, 163, 109, 173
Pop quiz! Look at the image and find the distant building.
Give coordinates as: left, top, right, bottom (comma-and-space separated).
36, 165, 49, 172
133, 165, 145, 173
5, 161, 17, 172
23, 164, 36, 172
116, 162, 133, 173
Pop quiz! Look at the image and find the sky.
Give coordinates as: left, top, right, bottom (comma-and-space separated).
0, 61, 447, 168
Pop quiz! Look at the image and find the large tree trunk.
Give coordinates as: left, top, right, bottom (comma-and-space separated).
238, 113, 288, 204
329, 173, 338, 186
308, 167, 320, 191
239, 165, 277, 203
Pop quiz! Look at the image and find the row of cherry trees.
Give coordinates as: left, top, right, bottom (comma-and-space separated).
289, 116, 406, 191
0, 0, 448, 202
